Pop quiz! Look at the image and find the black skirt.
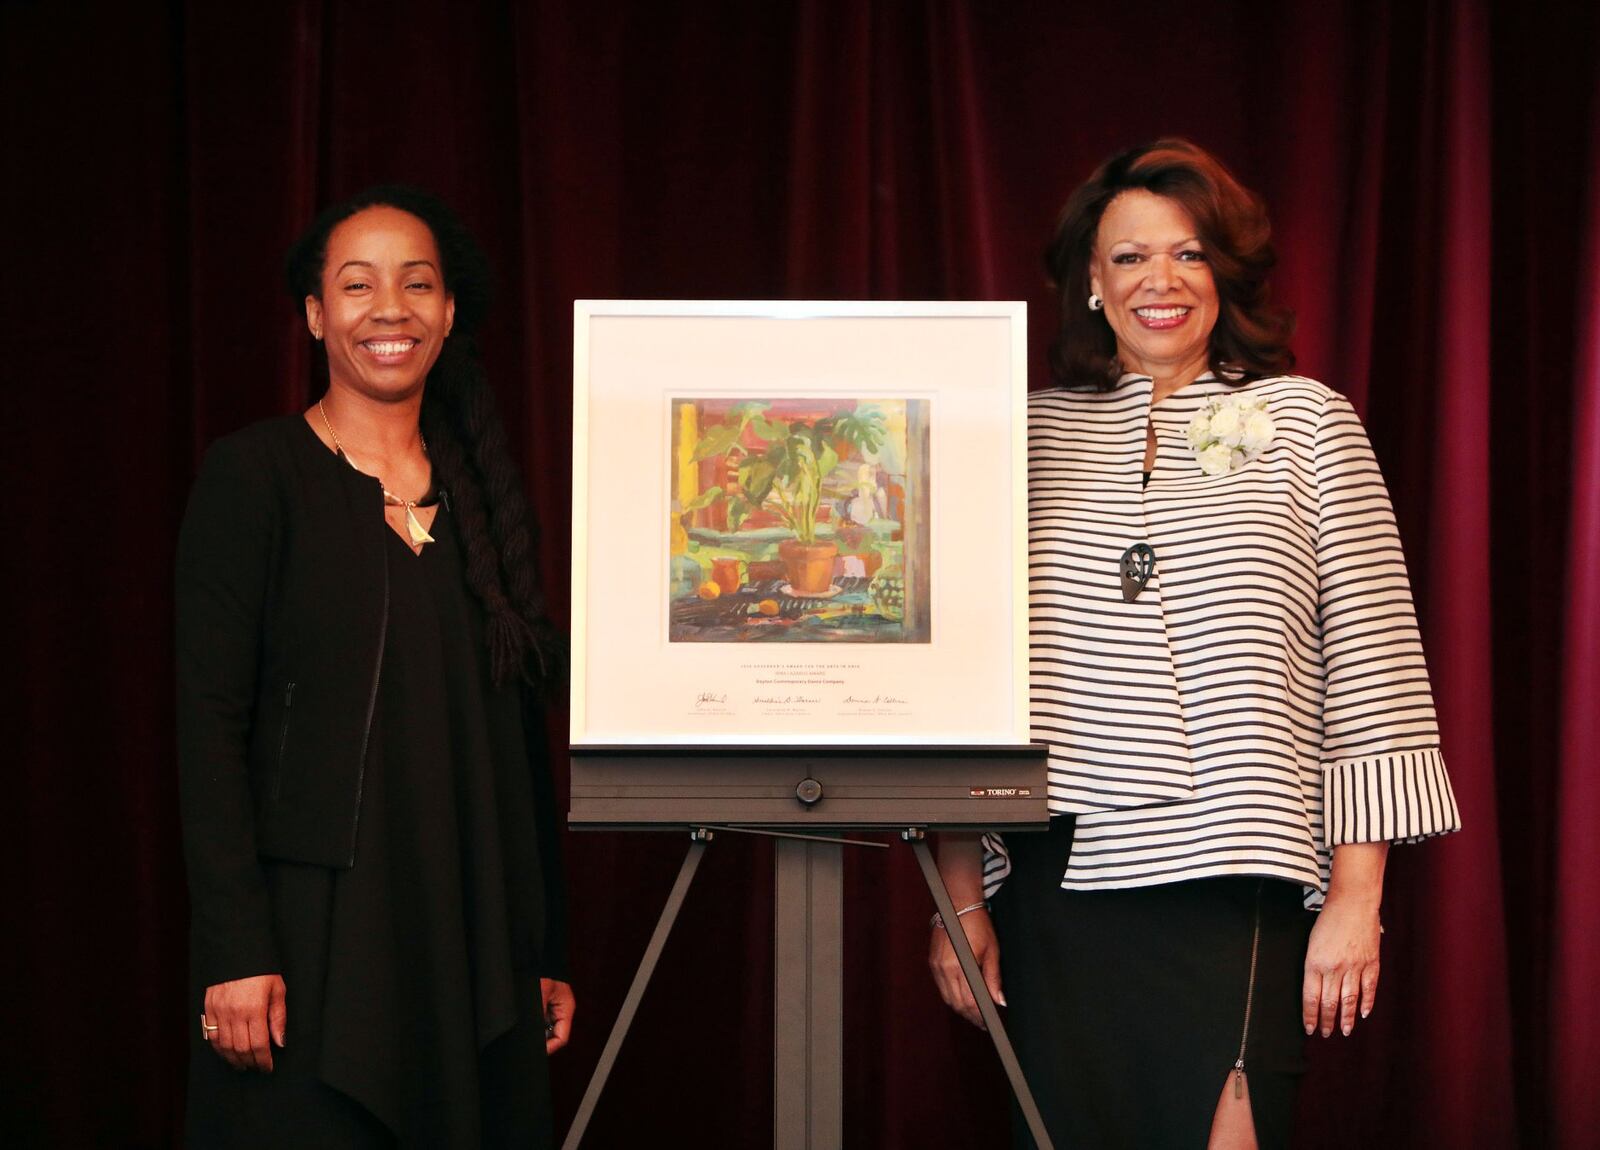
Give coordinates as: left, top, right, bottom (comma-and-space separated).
991, 817, 1315, 1150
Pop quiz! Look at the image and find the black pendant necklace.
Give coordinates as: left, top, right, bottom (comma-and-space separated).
1120, 543, 1156, 602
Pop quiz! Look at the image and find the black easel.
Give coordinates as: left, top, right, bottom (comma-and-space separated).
561, 744, 1057, 1150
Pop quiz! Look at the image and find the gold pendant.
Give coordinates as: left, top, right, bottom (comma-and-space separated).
405, 504, 435, 546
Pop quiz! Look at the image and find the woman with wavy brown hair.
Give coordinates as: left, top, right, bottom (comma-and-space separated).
178, 186, 572, 1148
929, 140, 1460, 1148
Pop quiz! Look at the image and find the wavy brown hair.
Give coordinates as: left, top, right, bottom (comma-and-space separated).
286, 185, 559, 687
1045, 138, 1295, 390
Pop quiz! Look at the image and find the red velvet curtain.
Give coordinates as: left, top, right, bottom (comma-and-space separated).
6, 1, 1597, 1145
1551, 34, 1600, 1150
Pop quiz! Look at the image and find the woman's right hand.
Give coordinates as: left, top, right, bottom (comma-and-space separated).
202, 974, 287, 1072
928, 910, 1005, 1030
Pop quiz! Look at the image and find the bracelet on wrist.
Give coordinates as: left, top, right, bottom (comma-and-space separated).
930, 900, 989, 930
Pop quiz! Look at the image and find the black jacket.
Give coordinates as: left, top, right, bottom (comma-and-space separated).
175, 416, 567, 988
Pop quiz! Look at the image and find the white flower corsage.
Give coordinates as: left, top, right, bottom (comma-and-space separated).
1186, 394, 1275, 476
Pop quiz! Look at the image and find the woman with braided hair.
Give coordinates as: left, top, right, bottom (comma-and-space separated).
177, 186, 572, 1147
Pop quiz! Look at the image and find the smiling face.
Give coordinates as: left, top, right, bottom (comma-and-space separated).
1089, 188, 1218, 385
304, 205, 455, 404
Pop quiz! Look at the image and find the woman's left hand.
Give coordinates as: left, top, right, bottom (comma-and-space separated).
1302, 894, 1381, 1037
540, 978, 575, 1055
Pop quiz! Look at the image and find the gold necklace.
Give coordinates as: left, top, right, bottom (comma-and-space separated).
318, 399, 436, 547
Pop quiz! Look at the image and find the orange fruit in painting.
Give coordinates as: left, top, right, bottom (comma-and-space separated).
697, 581, 722, 600
758, 599, 780, 616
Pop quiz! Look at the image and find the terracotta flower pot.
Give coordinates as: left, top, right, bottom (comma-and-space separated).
778, 539, 838, 595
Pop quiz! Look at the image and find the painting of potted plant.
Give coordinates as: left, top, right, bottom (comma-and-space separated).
668, 396, 929, 644
689, 402, 888, 595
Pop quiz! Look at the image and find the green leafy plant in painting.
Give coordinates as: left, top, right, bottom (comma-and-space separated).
689, 403, 888, 543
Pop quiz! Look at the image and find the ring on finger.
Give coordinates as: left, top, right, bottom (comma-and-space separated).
200, 1013, 220, 1040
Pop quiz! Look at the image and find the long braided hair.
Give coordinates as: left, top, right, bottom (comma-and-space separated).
286, 185, 558, 687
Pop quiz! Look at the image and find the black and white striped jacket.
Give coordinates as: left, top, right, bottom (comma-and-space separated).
984, 373, 1461, 907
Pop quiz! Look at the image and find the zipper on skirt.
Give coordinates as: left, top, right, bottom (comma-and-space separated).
1234, 879, 1264, 1099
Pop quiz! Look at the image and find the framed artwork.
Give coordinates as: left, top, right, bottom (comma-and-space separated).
571, 300, 1029, 746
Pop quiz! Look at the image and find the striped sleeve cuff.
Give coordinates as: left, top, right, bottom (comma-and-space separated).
980, 832, 1012, 900
1322, 748, 1461, 847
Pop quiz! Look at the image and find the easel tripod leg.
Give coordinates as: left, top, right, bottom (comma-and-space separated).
561, 835, 710, 1150
908, 836, 1057, 1150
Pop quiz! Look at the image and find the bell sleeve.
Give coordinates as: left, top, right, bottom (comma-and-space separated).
1313, 391, 1462, 847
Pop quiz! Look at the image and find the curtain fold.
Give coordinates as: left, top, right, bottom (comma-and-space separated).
6, 1, 1596, 1145
1389, 3, 1516, 1144
1550, 64, 1600, 1150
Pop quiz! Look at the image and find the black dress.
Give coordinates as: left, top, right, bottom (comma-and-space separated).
186, 496, 554, 1149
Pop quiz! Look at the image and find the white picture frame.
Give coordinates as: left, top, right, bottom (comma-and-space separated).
571, 300, 1029, 747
